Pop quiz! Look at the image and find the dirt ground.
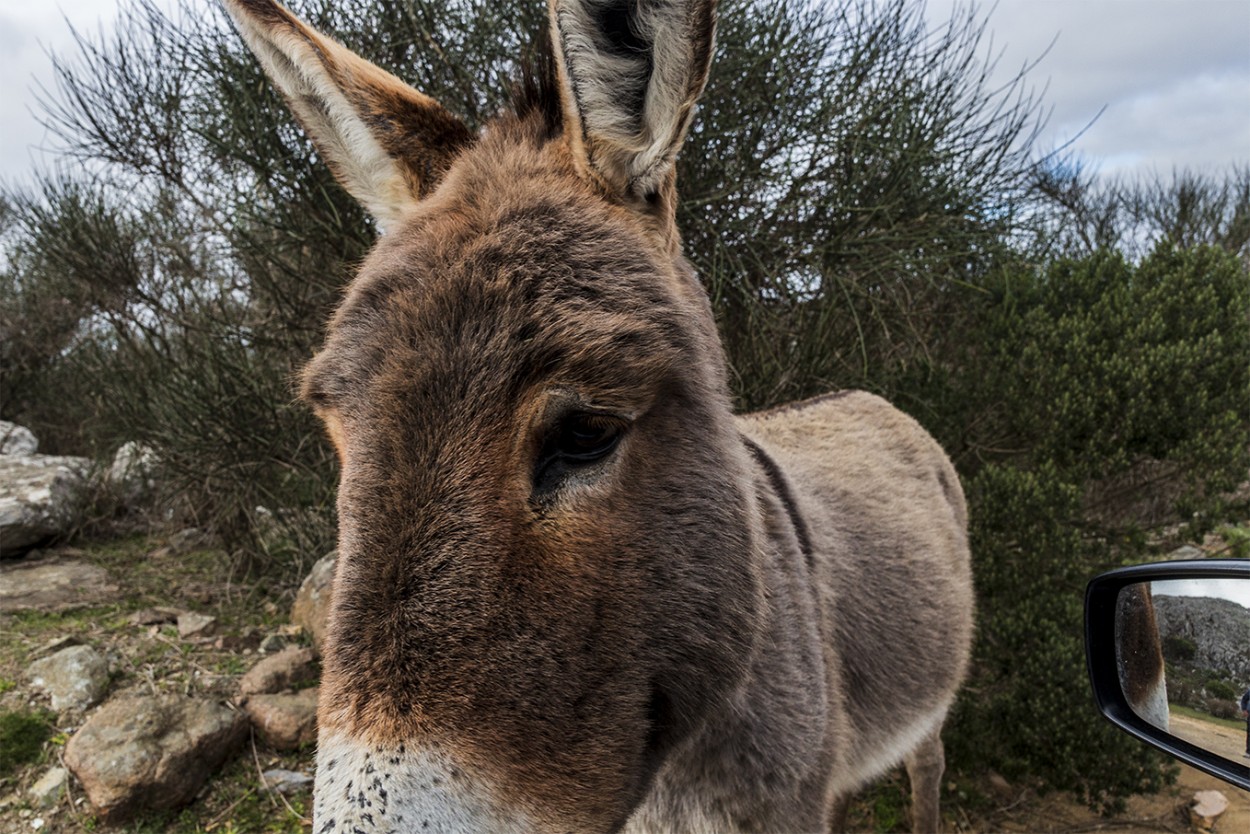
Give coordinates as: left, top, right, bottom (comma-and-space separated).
2, 535, 1247, 833
1170, 712, 1248, 767
955, 762, 1250, 834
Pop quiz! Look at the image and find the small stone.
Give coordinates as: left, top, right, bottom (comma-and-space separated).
260, 768, 314, 795
177, 612, 216, 638
239, 646, 318, 696
213, 632, 261, 652
1190, 790, 1228, 831
167, 528, 208, 554
129, 607, 179, 626
258, 633, 286, 654
26, 645, 110, 712
987, 770, 1012, 797
30, 818, 44, 830
243, 688, 318, 751
1169, 544, 1204, 560
29, 767, 68, 808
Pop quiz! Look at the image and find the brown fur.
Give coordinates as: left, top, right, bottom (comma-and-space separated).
223, 2, 974, 831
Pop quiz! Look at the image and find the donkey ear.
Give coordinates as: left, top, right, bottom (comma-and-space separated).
549, 0, 716, 200
223, 0, 473, 229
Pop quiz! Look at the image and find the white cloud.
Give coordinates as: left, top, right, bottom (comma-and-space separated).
0, 0, 127, 188
926, 0, 1250, 177
2, 0, 1248, 188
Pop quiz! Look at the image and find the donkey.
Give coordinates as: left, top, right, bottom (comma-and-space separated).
224, 1, 974, 831
1116, 583, 1169, 732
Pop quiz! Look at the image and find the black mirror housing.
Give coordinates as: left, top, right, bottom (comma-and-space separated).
1086, 559, 1250, 790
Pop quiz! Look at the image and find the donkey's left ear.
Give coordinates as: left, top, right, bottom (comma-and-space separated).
550, 0, 716, 200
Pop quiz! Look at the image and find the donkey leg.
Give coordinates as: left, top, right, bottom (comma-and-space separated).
826, 791, 852, 834
904, 728, 946, 834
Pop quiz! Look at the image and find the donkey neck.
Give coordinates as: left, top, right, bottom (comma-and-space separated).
628, 438, 835, 832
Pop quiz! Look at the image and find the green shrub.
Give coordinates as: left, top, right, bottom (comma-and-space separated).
1162, 635, 1197, 663
1218, 524, 1250, 559
0, 709, 53, 777
1205, 680, 1237, 701
941, 243, 1248, 812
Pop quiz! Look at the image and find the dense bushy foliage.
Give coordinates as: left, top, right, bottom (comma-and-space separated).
938, 243, 1249, 811
2, 0, 1247, 811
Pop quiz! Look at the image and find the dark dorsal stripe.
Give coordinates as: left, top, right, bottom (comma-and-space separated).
742, 435, 814, 570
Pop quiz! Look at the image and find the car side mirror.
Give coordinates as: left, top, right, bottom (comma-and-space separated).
1086, 559, 1249, 790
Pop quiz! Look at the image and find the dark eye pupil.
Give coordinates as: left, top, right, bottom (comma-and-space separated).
561, 416, 618, 458
533, 412, 626, 495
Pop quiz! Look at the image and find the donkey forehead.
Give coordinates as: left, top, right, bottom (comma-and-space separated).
304, 186, 693, 411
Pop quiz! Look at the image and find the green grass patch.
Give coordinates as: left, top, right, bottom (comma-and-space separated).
1170, 704, 1248, 731
849, 771, 911, 833
0, 708, 54, 777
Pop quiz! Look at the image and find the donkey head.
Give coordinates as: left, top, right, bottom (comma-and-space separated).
225, 1, 762, 830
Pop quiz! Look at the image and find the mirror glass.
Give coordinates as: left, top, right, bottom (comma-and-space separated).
1116, 579, 1250, 763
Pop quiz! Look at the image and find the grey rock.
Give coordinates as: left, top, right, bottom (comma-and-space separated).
26, 645, 110, 712
129, 607, 179, 626
243, 688, 318, 751
1153, 593, 1250, 681
28, 767, 68, 808
258, 633, 286, 654
0, 454, 90, 556
1168, 544, 1204, 560
0, 422, 38, 457
0, 553, 118, 613
168, 527, 209, 554
64, 694, 246, 822
177, 611, 217, 639
291, 551, 336, 651
107, 442, 158, 506
260, 768, 314, 795
238, 646, 317, 696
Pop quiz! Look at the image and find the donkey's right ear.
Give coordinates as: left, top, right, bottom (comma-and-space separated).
223, 0, 472, 229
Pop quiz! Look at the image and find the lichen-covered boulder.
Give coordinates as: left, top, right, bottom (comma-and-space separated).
0, 454, 89, 556
0, 553, 118, 613
26, 644, 110, 712
0, 421, 38, 457
64, 694, 246, 821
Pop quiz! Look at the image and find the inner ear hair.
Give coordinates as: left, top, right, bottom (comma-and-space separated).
551, 0, 717, 199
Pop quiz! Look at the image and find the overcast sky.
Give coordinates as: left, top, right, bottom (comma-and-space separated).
2, 0, 1248, 189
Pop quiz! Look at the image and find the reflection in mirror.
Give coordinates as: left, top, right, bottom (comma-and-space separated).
1115, 583, 1169, 730
1116, 579, 1250, 764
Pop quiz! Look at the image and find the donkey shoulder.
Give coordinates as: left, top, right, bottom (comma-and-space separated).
736, 388, 970, 612
738, 389, 965, 529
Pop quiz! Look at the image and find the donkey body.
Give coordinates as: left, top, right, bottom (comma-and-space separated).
224, 1, 973, 831
1115, 583, 1169, 732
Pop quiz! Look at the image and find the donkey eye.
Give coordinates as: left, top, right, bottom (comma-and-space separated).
534, 412, 627, 495
557, 414, 624, 461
